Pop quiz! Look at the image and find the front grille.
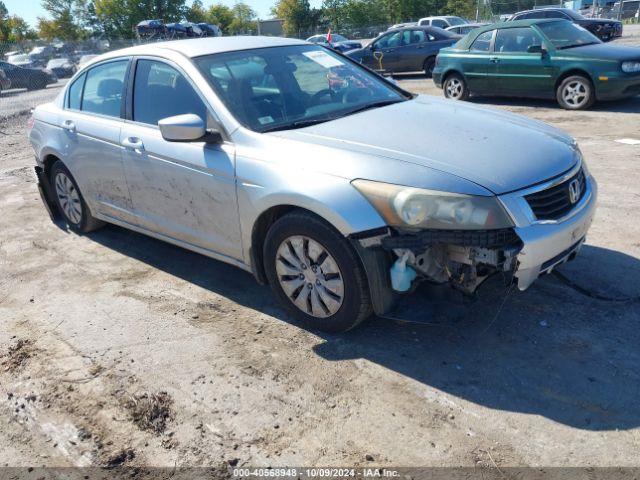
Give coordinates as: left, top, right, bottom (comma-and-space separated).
525, 168, 586, 221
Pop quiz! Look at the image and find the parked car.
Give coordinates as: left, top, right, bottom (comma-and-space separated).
29, 37, 597, 332
306, 33, 362, 52
29, 45, 54, 66
418, 16, 469, 29
0, 61, 57, 90
347, 26, 461, 76
0, 69, 10, 93
433, 19, 640, 109
446, 22, 490, 35
508, 8, 622, 41
46, 57, 76, 78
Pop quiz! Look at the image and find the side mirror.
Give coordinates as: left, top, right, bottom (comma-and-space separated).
527, 44, 546, 55
159, 114, 222, 143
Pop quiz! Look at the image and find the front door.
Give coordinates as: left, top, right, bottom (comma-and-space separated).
367, 31, 403, 72
462, 30, 496, 92
491, 26, 556, 96
120, 58, 242, 260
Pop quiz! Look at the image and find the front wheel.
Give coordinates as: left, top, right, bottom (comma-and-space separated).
556, 75, 595, 110
443, 73, 469, 101
264, 211, 372, 333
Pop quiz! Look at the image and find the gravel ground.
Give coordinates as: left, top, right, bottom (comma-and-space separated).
0, 30, 639, 473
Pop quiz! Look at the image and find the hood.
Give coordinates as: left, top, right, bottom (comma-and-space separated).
270, 95, 577, 195
561, 43, 640, 61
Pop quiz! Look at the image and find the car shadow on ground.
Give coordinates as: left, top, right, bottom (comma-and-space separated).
86, 222, 640, 432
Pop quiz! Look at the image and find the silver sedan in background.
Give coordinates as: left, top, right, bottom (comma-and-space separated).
28, 36, 597, 332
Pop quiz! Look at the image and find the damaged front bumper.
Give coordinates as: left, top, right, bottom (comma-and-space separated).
352, 166, 598, 314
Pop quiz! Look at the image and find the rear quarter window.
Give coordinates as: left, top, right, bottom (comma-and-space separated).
470, 30, 494, 51
67, 73, 85, 110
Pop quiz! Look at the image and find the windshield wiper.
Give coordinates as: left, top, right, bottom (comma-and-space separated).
261, 117, 338, 133
342, 99, 404, 118
557, 41, 599, 50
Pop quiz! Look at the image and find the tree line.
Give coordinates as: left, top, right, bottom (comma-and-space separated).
0, 0, 538, 43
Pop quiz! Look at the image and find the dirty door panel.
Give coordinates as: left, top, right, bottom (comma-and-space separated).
120, 127, 241, 260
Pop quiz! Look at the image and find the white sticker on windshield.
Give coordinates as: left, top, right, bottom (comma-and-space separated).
258, 116, 274, 125
302, 50, 344, 69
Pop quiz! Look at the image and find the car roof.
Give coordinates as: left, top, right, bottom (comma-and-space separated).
455, 19, 565, 48
386, 25, 449, 33
94, 36, 307, 63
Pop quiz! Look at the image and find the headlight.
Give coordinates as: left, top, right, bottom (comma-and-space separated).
621, 61, 640, 73
352, 180, 514, 230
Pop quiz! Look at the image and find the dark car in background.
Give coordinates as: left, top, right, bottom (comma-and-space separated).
0, 69, 10, 93
509, 8, 622, 41
46, 57, 76, 78
0, 61, 57, 90
433, 19, 640, 109
347, 26, 461, 76
306, 34, 363, 53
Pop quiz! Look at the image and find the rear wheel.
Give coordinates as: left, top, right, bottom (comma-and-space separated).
423, 57, 436, 77
264, 211, 372, 333
443, 73, 469, 101
556, 75, 595, 110
50, 161, 104, 233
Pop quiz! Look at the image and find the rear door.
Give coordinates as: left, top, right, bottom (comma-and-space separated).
491, 26, 555, 96
120, 57, 241, 259
58, 58, 135, 223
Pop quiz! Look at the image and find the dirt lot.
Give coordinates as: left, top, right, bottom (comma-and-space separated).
1, 33, 640, 473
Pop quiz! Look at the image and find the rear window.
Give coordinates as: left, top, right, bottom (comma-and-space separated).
470, 30, 494, 51
81, 60, 128, 118
68, 73, 85, 110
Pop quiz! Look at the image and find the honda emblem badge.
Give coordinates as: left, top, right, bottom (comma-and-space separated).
568, 179, 581, 204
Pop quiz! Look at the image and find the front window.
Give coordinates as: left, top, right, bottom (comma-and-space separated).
132, 59, 207, 126
195, 45, 407, 133
537, 20, 601, 49
470, 30, 494, 51
494, 27, 543, 53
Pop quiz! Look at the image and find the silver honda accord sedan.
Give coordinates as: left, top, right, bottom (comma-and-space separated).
29, 36, 597, 332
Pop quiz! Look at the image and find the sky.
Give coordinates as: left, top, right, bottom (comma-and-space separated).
4, 0, 322, 29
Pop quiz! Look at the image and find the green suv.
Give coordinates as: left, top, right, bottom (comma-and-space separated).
432, 19, 640, 109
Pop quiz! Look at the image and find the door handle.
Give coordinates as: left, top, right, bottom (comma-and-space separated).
490, 57, 500, 64
62, 120, 76, 132
122, 137, 145, 152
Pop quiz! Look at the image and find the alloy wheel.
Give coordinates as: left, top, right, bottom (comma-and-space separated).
275, 235, 344, 318
54, 172, 82, 224
446, 78, 463, 99
562, 80, 589, 108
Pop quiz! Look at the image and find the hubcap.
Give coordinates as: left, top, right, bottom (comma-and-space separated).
446, 78, 463, 99
275, 235, 344, 318
54, 172, 82, 224
562, 80, 588, 108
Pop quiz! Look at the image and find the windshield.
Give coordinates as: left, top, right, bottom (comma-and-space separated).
538, 20, 601, 49
445, 16, 468, 26
331, 34, 348, 42
195, 45, 407, 133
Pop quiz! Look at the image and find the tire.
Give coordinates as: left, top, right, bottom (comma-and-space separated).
443, 73, 469, 101
556, 75, 595, 110
50, 161, 104, 233
423, 57, 436, 78
263, 211, 373, 333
